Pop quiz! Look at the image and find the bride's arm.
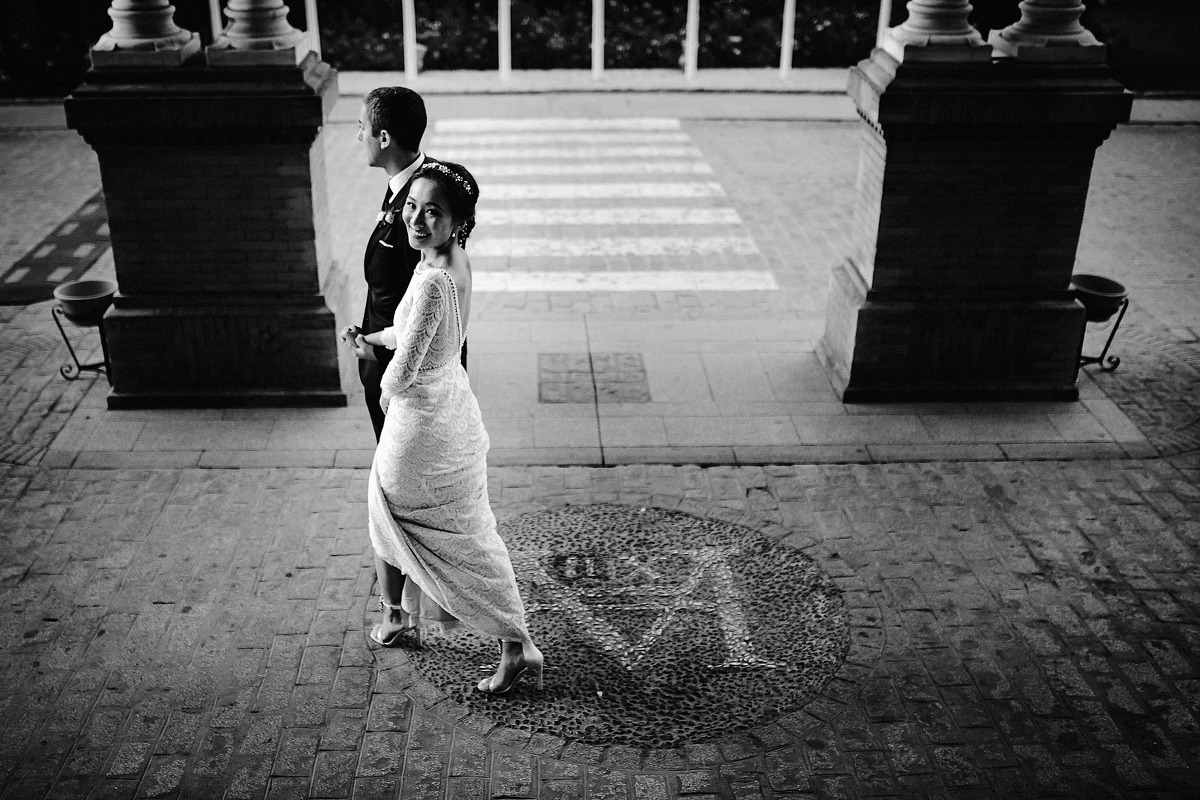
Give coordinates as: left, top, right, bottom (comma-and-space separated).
377, 276, 449, 402
361, 326, 398, 350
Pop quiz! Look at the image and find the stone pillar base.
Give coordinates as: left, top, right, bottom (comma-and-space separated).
817, 259, 1085, 402
91, 32, 201, 68
819, 49, 1131, 403
103, 299, 343, 409
66, 54, 347, 409
988, 30, 1107, 63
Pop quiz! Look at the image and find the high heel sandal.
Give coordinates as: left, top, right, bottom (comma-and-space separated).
371, 597, 422, 648
477, 640, 544, 694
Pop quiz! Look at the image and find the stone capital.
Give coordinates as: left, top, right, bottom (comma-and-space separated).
66, 54, 338, 147
91, 0, 201, 67
207, 0, 310, 67
882, 0, 992, 63
847, 47, 1131, 137
989, 0, 1106, 62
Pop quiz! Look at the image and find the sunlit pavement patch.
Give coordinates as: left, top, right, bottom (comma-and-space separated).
371, 504, 868, 755
483, 182, 724, 200
478, 207, 742, 226
472, 269, 778, 293
468, 162, 714, 177
471, 236, 757, 258
434, 117, 683, 133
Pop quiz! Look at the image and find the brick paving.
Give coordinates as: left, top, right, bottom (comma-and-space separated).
1, 75, 1200, 798
1087, 320, 1200, 457
3, 458, 1200, 798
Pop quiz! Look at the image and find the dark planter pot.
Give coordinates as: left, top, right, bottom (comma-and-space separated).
53, 279, 117, 326
1071, 273, 1128, 323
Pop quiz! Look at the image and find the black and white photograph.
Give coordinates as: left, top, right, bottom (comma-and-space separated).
1, 1, 1198, 797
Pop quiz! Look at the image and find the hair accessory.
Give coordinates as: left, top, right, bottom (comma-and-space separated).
424, 162, 476, 198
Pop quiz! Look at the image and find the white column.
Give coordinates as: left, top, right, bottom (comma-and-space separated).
883, 0, 991, 63
683, 0, 700, 79
208, 0, 223, 42
989, 0, 1105, 62
498, 0, 512, 81
304, 0, 320, 59
92, 0, 201, 65
403, 0, 419, 79
779, 0, 796, 78
876, 0, 893, 48
592, 0, 605, 80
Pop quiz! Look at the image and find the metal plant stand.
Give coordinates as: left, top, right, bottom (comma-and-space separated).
1072, 274, 1129, 373
1078, 297, 1129, 372
51, 305, 110, 381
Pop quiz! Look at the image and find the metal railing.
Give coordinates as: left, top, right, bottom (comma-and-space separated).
205, 0, 847, 81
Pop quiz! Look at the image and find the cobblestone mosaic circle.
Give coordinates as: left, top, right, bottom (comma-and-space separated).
386, 504, 849, 749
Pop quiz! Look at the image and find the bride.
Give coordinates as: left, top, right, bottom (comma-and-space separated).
358, 160, 543, 694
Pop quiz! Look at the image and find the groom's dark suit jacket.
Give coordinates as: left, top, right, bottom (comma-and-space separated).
359, 157, 466, 441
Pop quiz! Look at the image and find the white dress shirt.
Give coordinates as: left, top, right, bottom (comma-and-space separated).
386, 153, 426, 205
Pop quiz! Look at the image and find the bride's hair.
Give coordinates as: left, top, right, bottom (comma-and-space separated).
414, 161, 479, 249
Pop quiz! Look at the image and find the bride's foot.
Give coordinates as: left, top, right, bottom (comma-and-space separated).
477, 641, 543, 694
370, 597, 422, 648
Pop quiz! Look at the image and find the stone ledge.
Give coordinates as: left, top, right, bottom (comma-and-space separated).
197, 450, 336, 468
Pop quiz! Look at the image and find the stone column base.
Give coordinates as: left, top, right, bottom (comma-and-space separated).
66, 54, 346, 409
103, 297, 344, 409
817, 49, 1131, 404
817, 259, 1086, 402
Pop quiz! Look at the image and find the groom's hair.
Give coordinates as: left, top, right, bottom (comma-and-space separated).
363, 86, 427, 152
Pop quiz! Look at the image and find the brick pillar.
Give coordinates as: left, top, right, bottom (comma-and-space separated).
66, 10, 345, 408
816, 47, 1132, 402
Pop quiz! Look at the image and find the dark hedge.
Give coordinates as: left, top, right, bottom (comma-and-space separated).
1, 0, 1195, 98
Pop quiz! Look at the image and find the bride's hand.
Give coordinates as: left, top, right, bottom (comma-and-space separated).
380, 395, 391, 414
351, 334, 376, 361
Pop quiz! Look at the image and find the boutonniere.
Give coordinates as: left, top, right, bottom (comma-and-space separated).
375, 209, 397, 226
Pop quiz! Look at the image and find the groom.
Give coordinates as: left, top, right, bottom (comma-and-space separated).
343, 86, 464, 441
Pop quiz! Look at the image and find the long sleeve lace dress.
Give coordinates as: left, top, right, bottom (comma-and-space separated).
367, 264, 532, 644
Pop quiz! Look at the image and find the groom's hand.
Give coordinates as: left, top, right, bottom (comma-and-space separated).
341, 325, 376, 361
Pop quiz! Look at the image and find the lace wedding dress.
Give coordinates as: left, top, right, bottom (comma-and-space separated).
367, 264, 532, 643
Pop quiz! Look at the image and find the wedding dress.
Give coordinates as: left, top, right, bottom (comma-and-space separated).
367, 264, 531, 643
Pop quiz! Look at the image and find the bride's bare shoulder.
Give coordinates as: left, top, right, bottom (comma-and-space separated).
443, 249, 472, 289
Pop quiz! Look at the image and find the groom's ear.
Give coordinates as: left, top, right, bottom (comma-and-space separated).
378, 129, 392, 148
